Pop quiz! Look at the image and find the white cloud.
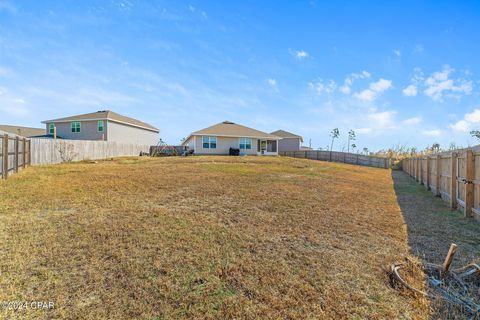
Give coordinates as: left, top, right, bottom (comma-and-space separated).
423, 129, 442, 137
413, 44, 424, 54
0, 89, 29, 117
423, 65, 473, 102
187, 4, 207, 19
403, 117, 421, 125
353, 110, 397, 135
289, 49, 309, 60
369, 78, 392, 92
267, 78, 278, 92
402, 84, 418, 96
368, 110, 396, 129
340, 70, 370, 95
449, 109, 480, 132
0, 1, 16, 13
393, 49, 401, 57
355, 128, 373, 134
355, 89, 376, 102
354, 78, 392, 102
308, 79, 337, 95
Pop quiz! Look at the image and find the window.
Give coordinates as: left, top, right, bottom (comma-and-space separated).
71, 122, 81, 133
202, 136, 217, 149
49, 123, 55, 135
239, 138, 252, 150
98, 120, 104, 132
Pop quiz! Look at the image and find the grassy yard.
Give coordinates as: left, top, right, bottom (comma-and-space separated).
0, 156, 427, 319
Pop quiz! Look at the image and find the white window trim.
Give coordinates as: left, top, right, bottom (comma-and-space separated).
202, 136, 217, 149
71, 121, 81, 133
239, 137, 252, 150
98, 120, 104, 132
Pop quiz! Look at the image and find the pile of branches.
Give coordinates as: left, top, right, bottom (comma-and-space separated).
391, 244, 480, 319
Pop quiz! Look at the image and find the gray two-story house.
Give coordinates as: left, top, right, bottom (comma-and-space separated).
42, 110, 159, 145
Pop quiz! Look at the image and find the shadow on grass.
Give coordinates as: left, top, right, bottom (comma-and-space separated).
391, 170, 480, 267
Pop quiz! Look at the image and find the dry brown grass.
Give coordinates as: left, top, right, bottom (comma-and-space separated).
0, 156, 428, 319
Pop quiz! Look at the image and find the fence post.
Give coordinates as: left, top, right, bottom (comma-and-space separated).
2, 134, 8, 179
419, 157, 423, 184
417, 157, 422, 183
305, 150, 307, 159
14, 136, 19, 173
425, 156, 430, 190
450, 152, 457, 209
26, 139, 30, 166
464, 150, 474, 218
436, 155, 441, 196
316, 151, 319, 160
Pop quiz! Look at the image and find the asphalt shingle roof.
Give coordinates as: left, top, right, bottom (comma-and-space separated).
42, 110, 159, 132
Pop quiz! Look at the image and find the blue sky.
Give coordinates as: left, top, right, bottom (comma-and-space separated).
1, 0, 480, 151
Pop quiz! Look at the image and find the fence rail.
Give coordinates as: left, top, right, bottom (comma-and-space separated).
402, 147, 480, 221
0, 133, 31, 179
279, 150, 391, 169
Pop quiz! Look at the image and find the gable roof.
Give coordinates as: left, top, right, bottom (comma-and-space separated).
42, 110, 159, 132
271, 129, 303, 142
186, 121, 280, 141
0, 125, 45, 138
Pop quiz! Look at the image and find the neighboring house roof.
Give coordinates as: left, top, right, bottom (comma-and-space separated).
300, 146, 313, 150
0, 125, 45, 138
184, 121, 280, 144
271, 129, 303, 142
42, 110, 159, 132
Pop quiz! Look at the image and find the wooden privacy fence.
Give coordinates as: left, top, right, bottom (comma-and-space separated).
30, 138, 150, 165
0, 133, 31, 179
279, 150, 391, 169
402, 147, 480, 221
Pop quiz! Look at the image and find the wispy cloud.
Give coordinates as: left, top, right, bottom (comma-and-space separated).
0, 0, 16, 13
403, 117, 421, 125
339, 71, 370, 95
308, 79, 337, 95
354, 78, 392, 102
0, 88, 29, 117
423, 65, 472, 102
289, 49, 309, 60
267, 78, 278, 92
449, 109, 480, 132
393, 49, 401, 57
413, 44, 424, 54
187, 4, 207, 19
423, 129, 442, 137
402, 84, 418, 96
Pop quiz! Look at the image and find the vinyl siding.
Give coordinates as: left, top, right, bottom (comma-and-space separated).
107, 121, 158, 145
193, 136, 258, 155
46, 120, 106, 140
278, 137, 301, 152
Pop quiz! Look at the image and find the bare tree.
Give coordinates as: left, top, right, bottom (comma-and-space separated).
329, 128, 340, 161
330, 128, 340, 152
347, 130, 356, 154
470, 130, 480, 140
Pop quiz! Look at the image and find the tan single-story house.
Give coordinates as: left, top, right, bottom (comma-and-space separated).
0, 125, 46, 138
182, 121, 281, 155
42, 110, 159, 145
271, 129, 304, 152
